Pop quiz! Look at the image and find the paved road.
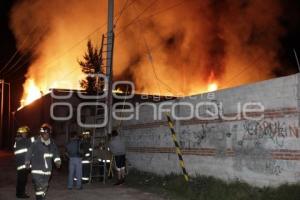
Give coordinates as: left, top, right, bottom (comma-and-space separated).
0, 151, 164, 200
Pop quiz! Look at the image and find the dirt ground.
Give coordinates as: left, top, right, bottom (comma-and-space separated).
0, 151, 165, 200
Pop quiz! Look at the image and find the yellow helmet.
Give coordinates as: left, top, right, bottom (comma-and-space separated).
17, 126, 30, 134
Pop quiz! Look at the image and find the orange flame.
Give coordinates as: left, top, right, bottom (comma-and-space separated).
207, 83, 218, 92
10, 0, 283, 107
20, 79, 43, 108
20, 80, 125, 109
19, 73, 218, 110
207, 71, 218, 92
112, 88, 123, 94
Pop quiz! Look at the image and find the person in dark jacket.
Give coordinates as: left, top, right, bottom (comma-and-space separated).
80, 131, 92, 183
14, 126, 34, 199
66, 131, 82, 189
25, 123, 61, 200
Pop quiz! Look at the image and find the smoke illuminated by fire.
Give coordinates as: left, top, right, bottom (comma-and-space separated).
10, 0, 284, 106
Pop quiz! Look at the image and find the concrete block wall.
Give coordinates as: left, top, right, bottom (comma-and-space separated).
121, 74, 300, 187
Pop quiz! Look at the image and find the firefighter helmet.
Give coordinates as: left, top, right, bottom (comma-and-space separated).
17, 126, 30, 134
81, 130, 91, 138
40, 123, 52, 134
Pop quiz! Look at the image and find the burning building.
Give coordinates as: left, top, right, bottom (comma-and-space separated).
15, 89, 85, 147
14, 88, 175, 147
4, 0, 300, 189
9, 0, 284, 103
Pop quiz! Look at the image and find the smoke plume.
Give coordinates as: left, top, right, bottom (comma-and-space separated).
10, 0, 284, 98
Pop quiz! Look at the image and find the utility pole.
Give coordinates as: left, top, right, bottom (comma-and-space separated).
0, 79, 4, 148
88, 0, 115, 184
0, 80, 11, 149
106, 0, 114, 135
8, 82, 11, 134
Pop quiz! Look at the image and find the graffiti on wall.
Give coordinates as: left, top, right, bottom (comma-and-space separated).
241, 120, 299, 147
231, 119, 300, 176
265, 160, 283, 176
123, 117, 300, 179
179, 124, 209, 148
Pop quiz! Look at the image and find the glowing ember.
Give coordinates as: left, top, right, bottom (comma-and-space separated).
20, 79, 42, 107
207, 83, 218, 92
112, 88, 123, 94
206, 71, 218, 92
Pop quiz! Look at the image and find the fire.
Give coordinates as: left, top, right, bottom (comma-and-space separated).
112, 88, 123, 94
10, 0, 283, 104
207, 71, 218, 92
207, 83, 218, 92
20, 79, 43, 108
20, 80, 124, 109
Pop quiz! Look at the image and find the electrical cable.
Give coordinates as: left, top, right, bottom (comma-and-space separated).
0, 26, 39, 75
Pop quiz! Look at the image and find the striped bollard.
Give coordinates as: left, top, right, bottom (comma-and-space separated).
165, 113, 189, 182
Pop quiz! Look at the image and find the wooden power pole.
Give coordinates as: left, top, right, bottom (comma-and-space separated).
0, 80, 4, 148
0, 80, 11, 149
105, 0, 115, 135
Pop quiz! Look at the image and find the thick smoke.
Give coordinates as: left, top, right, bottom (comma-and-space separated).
10, 0, 283, 97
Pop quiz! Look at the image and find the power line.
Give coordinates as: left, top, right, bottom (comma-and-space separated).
129, 0, 189, 96
114, 0, 192, 54
57, 0, 188, 95
222, 54, 265, 88
115, 0, 157, 37
12, 0, 188, 94
7, 0, 136, 79
0, 26, 39, 75
114, 0, 129, 26
143, 37, 180, 96
26, 0, 155, 87
3, 28, 49, 77
141, 0, 188, 21
8, 0, 153, 80
114, 0, 142, 27
132, 2, 176, 95
24, 0, 143, 78
6, 24, 106, 79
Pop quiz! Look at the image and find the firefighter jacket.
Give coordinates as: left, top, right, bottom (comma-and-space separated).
25, 137, 61, 176
14, 136, 35, 171
81, 139, 92, 162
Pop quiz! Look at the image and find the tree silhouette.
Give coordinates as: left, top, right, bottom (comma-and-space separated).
78, 40, 104, 94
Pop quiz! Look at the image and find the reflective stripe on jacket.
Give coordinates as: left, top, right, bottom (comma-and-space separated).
14, 136, 33, 170
25, 137, 61, 173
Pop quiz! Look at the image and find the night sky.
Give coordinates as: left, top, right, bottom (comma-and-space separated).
1, 0, 26, 110
1, 0, 300, 111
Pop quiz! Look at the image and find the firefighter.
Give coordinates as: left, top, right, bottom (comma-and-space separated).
14, 126, 34, 199
25, 123, 61, 200
80, 130, 92, 183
